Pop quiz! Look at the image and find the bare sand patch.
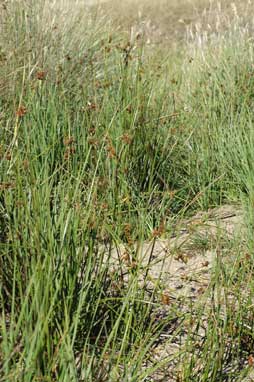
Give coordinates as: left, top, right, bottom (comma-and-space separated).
112, 204, 244, 297
109, 205, 247, 380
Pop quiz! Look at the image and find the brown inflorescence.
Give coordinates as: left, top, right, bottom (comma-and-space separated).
23, 159, 29, 169
124, 223, 134, 246
36, 71, 47, 81
121, 134, 132, 145
87, 101, 97, 111
161, 292, 170, 305
152, 220, 165, 238
5, 151, 12, 161
248, 354, 254, 366
88, 137, 99, 147
16, 106, 27, 118
63, 136, 75, 146
0, 182, 15, 190
106, 144, 116, 159
64, 146, 75, 160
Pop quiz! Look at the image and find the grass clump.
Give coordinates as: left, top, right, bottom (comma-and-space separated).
1, 0, 254, 381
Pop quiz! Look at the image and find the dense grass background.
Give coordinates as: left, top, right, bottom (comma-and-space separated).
1, 0, 254, 381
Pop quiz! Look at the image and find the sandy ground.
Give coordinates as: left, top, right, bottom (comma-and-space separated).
109, 204, 249, 380
112, 204, 244, 297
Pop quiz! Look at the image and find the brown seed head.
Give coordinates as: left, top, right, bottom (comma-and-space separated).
124, 223, 133, 246
0, 182, 15, 190
87, 101, 97, 111
63, 136, 75, 146
5, 151, 12, 161
248, 354, 254, 366
36, 71, 47, 81
16, 106, 27, 118
120, 251, 130, 265
88, 138, 99, 147
107, 144, 116, 159
152, 220, 165, 238
64, 146, 75, 160
121, 134, 132, 145
161, 292, 170, 305
101, 202, 108, 210
23, 159, 29, 169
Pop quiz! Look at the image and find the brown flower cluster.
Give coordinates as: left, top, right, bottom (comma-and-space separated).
16, 106, 27, 118
0, 182, 15, 190
152, 220, 165, 238
107, 144, 116, 159
63, 136, 75, 160
5, 151, 12, 161
124, 223, 134, 246
36, 71, 47, 81
121, 134, 132, 145
63, 136, 75, 146
105, 136, 117, 159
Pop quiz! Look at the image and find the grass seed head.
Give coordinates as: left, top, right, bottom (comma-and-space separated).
36, 71, 47, 80
63, 136, 75, 146
16, 106, 27, 117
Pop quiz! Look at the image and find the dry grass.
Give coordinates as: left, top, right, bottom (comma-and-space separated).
89, 0, 254, 46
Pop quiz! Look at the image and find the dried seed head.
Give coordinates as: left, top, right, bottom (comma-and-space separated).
152, 220, 165, 238
87, 101, 97, 111
36, 71, 47, 81
120, 251, 130, 265
101, 202, 108, 210
121, 134, 132, 144
88, 127, 96, 135
161, 292, 170, 305
63, 136, 75, 146
5, 151, 12, 161
23, 159, 29, 169
248, 354, 254, 366
88, 138, 99, 147
124, 223, 133, 246
0, 182, 15, 190
130, 261, 137, 269
64, 146, 75, 160
16, 106, 27, 117
107, 144, 116, 159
